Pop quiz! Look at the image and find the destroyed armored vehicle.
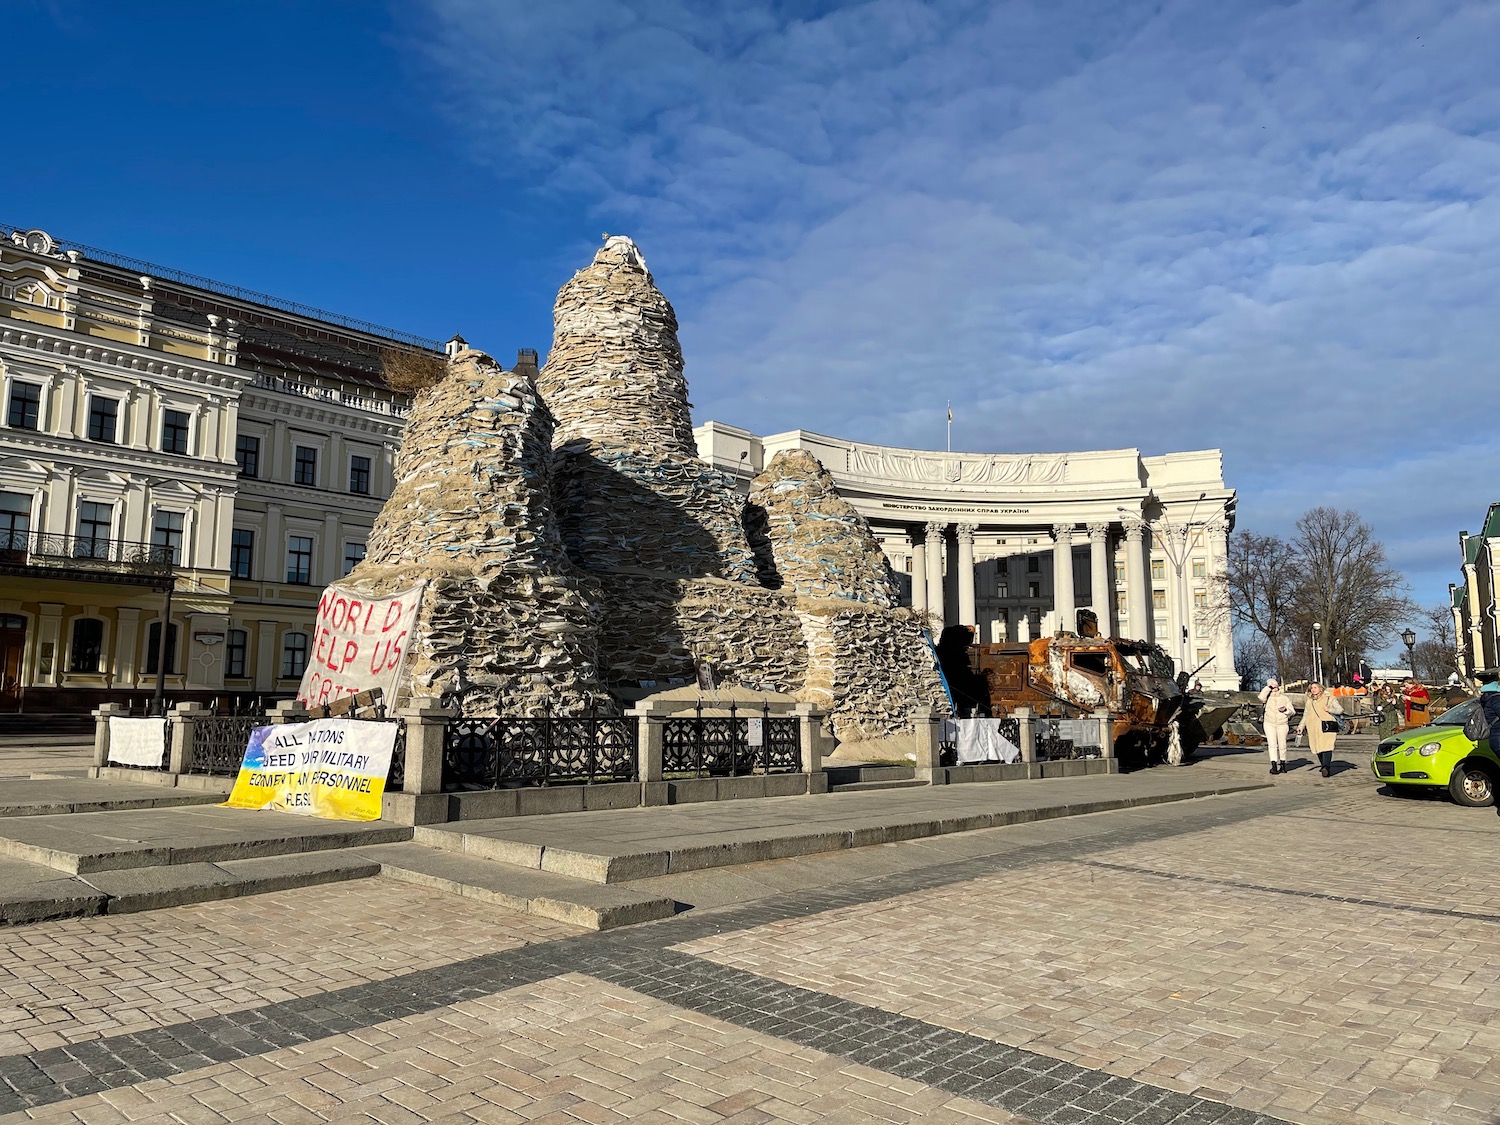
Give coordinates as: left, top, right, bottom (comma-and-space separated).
968, 633, 1189, 768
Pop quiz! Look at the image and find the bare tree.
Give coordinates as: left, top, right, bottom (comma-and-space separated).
1234, 633, 1274, 690
1412, 603, 1458, 681
1218, 532, 1301, 677
1290, 507, 1413, 675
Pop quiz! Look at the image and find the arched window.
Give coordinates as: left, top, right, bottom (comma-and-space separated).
69, 618, 104, 674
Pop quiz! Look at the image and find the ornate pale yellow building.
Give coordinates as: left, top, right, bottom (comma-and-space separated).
0, 226, 427, 714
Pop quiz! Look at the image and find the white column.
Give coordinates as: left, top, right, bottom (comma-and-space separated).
322, 512, 341, 585
1124, 518, 1149, 641
1088, 523, 1112, 636
1052, 524, 1076, 635
909, 527, 928, 615
1206, 517, 1235, 685
265, 504, 284, 583
956, 524, 977, 628
924, 520, 947, 626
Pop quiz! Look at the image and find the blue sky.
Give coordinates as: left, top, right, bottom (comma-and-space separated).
8, 1, 1498, 632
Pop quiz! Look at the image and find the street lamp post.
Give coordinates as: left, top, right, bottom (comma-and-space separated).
1312, 621, 1322, 685
1401, 627, 1417, 679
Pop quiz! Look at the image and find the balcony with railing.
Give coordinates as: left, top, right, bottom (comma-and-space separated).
247, 372, 408, 418
0, 531, 175, 585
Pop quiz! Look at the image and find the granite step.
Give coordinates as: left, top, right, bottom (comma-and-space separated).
828, 779, 930, 793
353, 842, 676, 931
0, 852, 379, 926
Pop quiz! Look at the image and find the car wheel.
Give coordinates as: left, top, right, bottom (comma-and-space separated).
1449, 761, 1497, 808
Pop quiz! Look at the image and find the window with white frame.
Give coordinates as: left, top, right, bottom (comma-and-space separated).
286, 535, 314, 584
69, 618, 104, 674
74, 501, 114, 559
342, 541, 366, 576
151, 510, 185, 565
6, 381, 41, 430
161, 409, 190, 455
0, 491, 32, 553
87, 396, 119, 443
294, 445, 318, 486
281, 632, 309, 678
230, 528, 255, 579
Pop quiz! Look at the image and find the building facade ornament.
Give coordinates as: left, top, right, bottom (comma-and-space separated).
847, 443, 1068, 486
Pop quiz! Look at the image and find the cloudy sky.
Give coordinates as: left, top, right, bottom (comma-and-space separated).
10, 1, 1499, 630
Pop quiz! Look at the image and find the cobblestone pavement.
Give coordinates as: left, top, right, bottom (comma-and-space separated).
2, 751, 1497, 1124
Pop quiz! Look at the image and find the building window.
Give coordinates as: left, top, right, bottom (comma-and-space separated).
1116, 591, 1127, 616
151, 510, 184, 565
161, 409, 190, 455
225, 629, 248, 678
1028, 581, 1040, 599
69, 618, 104, 674
87, 396, 119, 443
144, 621, 178, 675
230, 528, 255, 579
236, 434, 260, 478
0, 491, 30, 554
1196, 648, 1211, 665
281, 632, 309, 679
1114, 561, 1125, 584
1191, 558, 1206, 578
1150, 559, 1165, 581
1193, 590, 1208, 609
294, 445, 318, 486
348, 455, 371, 495
903, 556, 911, 573
6, 381, 41, 430
342, 541, 366, 576
1028, 607, 1042, 632
286, 535, 314, 584
1152, 589, 1167, 611
74, 501, 113, 559
997, 582, 1009, 599
1027, 556, 1040, 573
997, 558, 1008, 575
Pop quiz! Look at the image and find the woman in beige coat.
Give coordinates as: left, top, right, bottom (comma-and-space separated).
1297, 682, 1344, 777
1257, 678, 1296, 774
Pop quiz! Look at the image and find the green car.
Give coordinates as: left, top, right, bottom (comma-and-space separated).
1371, 698, 1500, 807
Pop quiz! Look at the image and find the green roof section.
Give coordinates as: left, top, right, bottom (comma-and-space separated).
1483, 502, 1500, 540
1463, 532, 1484, 566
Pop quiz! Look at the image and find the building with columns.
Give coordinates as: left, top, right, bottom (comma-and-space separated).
0, 226, 433, 713
697, 423, 1239, 690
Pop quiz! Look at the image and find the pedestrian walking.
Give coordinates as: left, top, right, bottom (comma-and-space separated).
1257, 677, 1296, 774
1297, 683, 1344, 777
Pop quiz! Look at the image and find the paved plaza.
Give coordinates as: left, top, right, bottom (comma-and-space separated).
1, 744, 1497, 1124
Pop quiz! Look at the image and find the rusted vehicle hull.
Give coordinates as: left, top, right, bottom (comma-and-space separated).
971, 634, 1187, 768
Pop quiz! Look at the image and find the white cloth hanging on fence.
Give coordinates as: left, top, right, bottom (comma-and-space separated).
955, 718, 1021, 765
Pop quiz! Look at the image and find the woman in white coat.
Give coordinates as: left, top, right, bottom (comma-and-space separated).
1257, 677, 1296, 774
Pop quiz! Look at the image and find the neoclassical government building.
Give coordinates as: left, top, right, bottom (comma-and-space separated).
696, 423, 1239, 690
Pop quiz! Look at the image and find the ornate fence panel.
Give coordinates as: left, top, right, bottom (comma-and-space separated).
1036, 718, 1078, 760
441, 716, 637, 791
189, 714, 262, 775
661, 706, 802, 778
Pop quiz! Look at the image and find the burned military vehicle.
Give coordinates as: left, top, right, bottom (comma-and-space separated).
969, 633, 1189, 768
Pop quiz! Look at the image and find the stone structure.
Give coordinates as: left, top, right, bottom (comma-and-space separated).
698, 425, 1240, 690
348, 349, 607, 714
1451, 502, 1500, 679
337, 236, 945, 741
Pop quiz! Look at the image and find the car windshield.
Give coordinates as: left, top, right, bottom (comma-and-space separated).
1433, 699, 1479, 727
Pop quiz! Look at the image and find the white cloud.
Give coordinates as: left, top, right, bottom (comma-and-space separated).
406, 0, 1500, 610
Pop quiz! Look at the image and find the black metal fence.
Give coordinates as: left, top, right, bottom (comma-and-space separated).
442, 716, 638, 791
0, 530, 174, 575
189, 714, 263, 776
661, 704, 802, 778
186, 712, 407, 787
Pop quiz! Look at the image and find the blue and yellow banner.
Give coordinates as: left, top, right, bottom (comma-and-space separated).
222, 720, 395, 821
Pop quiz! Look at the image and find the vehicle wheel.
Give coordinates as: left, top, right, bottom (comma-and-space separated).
1166, 721, 1185, 766
1449, 762, 1497, 808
